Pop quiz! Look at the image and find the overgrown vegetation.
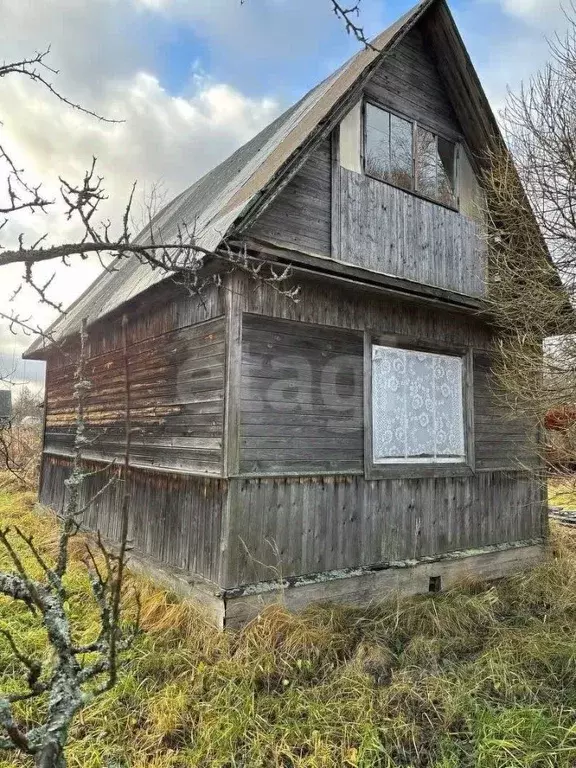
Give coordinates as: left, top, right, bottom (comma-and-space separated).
0, 489, 575, 768
0, 426, 42, 492
481, 11, 576, 471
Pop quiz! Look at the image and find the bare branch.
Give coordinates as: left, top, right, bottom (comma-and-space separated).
0, 47, 119, 123
0, 630, 45, 702
0, 320, 135, 764
330, 1, 375, 48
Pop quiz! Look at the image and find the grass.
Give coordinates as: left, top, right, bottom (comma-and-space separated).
549, 477, 576, 509
2, 490, 576, 767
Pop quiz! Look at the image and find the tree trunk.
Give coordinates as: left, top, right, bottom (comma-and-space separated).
36, 739, 66, 768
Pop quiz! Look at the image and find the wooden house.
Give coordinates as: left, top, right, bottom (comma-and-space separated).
25, 0, 548, 628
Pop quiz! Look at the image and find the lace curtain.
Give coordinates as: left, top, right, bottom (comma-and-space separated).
372, 345, 465, 463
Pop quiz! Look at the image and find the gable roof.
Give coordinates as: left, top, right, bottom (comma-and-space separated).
25, 0, 500, 358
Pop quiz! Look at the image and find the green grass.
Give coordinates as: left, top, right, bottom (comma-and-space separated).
549, 478, 576, 509
2, 489, 576, 767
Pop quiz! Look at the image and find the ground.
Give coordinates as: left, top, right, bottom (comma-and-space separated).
2, 489, 576, 768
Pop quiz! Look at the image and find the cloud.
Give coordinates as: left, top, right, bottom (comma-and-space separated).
134, 0, 383, 99
0, 70, 278, 209
498, 0, 563, 24
0, 0, 281, 374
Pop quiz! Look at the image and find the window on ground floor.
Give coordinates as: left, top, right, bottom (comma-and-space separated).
371, 344, 466, 464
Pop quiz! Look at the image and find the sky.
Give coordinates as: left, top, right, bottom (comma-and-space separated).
0, 0, 570, 391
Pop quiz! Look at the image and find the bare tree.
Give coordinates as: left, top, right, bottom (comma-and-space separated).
0, 28, 300, 768
10, 386, 42, 425
0, 50, 146, 767
481, 12, 576, 476
0, 422, 41, 489
0, 318, 139, 767
0, 49, 302, 359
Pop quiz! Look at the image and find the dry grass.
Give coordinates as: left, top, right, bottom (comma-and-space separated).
2, 489, 576, 767
0, 426, 42, 492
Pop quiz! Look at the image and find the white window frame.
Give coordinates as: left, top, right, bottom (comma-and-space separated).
363, 332, 475, 480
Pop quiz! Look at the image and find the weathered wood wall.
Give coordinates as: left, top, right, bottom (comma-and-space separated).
365, 25, 462, 141
333, 27, 484, 296
249, 138, 332, 257
41, 455, 227, 584
247, 24, 486, 298
474, 351, 537, 470
337, 171, 485, 296
241, 314, 364, 475
217, 272, 544, 588
239, 311, 537, 475
236, 269, 541, 454
240, 273, 489, 349
43, 281, 226, 476
224, 471, 544, 587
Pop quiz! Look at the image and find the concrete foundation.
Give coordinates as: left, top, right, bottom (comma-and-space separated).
122, 539, 546, 630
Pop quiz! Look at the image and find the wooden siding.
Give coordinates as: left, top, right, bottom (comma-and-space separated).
41, 456, 226, 584
44, 281, 226, 476
240, 273, 492, 349
338, 169, 486, 296
474, 351, 539, 471
224, 471, 544, 587
335, 25, 485, 295
237, 310, 538, 477
247, 24, 487, 298
240, 314, 364, 475
248, 138, 332, 257
365, 25, 462, 140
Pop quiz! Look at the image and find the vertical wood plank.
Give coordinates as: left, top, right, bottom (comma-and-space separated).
224, 272, 243, 477
338, 168, 486, 297
331, 127, 341, 261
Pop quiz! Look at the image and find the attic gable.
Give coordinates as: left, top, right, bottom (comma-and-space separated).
240, 2, 491, 248
365, 24, 463, 142
25, 0, 521, 358
248, 17, 474, 264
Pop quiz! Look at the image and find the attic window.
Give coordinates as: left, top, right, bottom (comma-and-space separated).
365, 104, 413, 192
364, 103, 457, 208
416, 126, 457, 207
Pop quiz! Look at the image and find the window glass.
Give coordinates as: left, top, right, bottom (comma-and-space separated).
365, 104, 390, 181
365, 104, 413, 190
437, 136, 456, 206
365, 101, 389, 134
415, 127, 457, 206
372, 345, 465, 464
364, 103, 457, 207
416, 126, 437, 201
389, 113, 413, 191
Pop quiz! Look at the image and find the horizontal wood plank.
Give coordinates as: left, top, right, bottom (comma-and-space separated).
45, 315, 227, 474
